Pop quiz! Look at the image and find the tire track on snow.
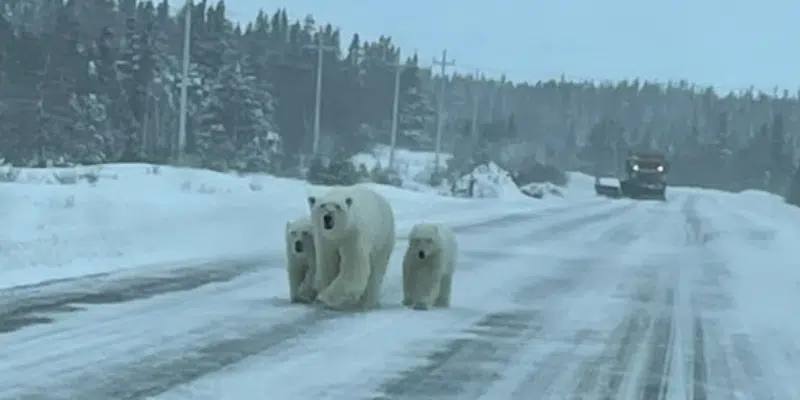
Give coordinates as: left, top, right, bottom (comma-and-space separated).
367, 203, 646, 400
567, 196, 713, 399
470, 201, 672, 400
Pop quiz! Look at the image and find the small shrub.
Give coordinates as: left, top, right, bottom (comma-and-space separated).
82, 172, 99, 184
428, 168, 446, 187
53, 170, 79, 185
369, 163, 402, 187
786, 165, 800, 207
0, 166, 20, 182
196, 184, 216, 194
511, 161, 569, 187
306, 157, 359, 186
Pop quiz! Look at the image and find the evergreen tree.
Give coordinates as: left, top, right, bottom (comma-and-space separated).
396, 54, 435, 151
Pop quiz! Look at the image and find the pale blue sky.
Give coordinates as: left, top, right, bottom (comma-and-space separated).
225, 0, 800, 93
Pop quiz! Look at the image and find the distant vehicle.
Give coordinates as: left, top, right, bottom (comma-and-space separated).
594, 151, 668, 200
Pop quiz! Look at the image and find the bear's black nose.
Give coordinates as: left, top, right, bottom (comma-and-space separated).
418, 250, 425, 259
323, 214, 334, 230
294, 240, 303, 253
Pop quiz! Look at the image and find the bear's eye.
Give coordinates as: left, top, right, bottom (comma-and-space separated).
424, 238, 434, 244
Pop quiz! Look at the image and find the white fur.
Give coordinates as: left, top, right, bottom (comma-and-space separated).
307, 184, 396, 310
285, 217, 318, 303
402, 222, 457, 310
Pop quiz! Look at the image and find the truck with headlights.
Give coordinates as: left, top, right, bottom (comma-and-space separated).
619, 151, 668, 200
594, 151, 668, 200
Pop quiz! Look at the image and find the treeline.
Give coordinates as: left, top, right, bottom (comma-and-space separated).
2, 0, 800, 197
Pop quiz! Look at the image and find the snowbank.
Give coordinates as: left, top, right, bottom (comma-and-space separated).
516, 172, 599, 200
737, 189, 783, 203
452, 162, 529, 201
0, 163, 542, 289
519, 181, 564, 199
350, 146, 600, 201
565, 172, 600, 197
454, 165, 598, 201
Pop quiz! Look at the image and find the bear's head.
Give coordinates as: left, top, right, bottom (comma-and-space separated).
407, 223, 441, 260
286, 217, 314, 258
307, 194, 354, 240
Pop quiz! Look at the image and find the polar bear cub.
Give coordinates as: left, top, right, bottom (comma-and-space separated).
307, 183, 396, 310
402, 222, 458, 310
285, 217, 318, 303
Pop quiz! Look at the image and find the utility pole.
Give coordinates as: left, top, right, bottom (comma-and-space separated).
498, 73, 507, 117
388, 59, 405, 170
176, 0, 191, 163
432, 49, 455, 176
470, 69, 480, 142
304, 31, 337, 157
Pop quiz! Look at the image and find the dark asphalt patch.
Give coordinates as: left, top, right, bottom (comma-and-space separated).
640, 288, 675, 399
0, 259, 268, 333
693, 316, 709, 400
371, 309, 543, 400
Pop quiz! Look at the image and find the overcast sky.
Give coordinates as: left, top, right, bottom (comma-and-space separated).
225, 0, 800, 94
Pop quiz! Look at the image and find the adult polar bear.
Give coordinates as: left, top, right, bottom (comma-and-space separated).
307, 183, 396, 310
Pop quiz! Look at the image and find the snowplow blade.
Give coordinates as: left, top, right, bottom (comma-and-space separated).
619, 180, 666, 200
595, 183, 622, 198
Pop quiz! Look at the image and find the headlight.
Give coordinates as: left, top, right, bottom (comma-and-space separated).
632, 164, 639, 171
657, 165, 664, 172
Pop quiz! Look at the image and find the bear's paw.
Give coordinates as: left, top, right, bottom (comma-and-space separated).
316, 285, 362, 310
412, 302, 431, 311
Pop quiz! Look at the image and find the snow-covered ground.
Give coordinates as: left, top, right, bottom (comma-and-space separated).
2, 158, 800, 399
0, 162, 561, 289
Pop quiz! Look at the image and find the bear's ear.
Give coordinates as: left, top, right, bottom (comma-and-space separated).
285, 221, 291, 231
307, 196, 316, 207
345, 197, 353, 207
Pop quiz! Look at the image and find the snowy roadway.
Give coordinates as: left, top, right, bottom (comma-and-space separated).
1, 193, 799, 399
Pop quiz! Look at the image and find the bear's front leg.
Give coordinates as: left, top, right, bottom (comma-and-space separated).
295, 265, 317, 303
412, 270, 442, 311
317, 245, 370, 310
312, 238, 340, 293
401, 257, 414, 307
287, 260, 304, 303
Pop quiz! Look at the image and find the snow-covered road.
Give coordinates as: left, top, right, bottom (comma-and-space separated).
1, 192, 798, 400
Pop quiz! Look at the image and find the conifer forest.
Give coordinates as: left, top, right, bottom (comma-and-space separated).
3, 0, 800, 199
